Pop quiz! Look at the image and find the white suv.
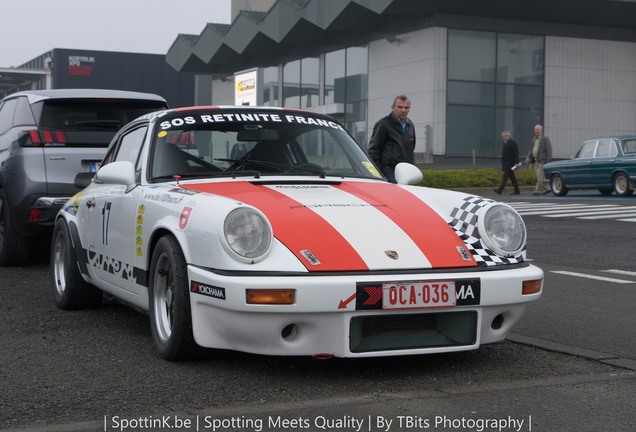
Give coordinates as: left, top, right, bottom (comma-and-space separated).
0, 89, 167, 265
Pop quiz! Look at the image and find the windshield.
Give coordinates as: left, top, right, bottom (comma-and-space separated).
149, 110, 383, 181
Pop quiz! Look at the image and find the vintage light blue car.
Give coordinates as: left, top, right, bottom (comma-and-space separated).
544, 136, 636, 196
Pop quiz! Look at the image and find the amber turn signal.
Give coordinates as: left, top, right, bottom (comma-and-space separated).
246, 289, 295, 305
522, 279, 542, 295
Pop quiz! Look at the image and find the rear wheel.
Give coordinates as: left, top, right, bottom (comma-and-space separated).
149, 235, 198, 360
550, 175, 569, 196
613, 173, 634, 197
0, 189, 31, 266
50, 218, 103, 309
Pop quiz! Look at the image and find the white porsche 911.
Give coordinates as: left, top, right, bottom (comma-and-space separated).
51, 106, 543, 360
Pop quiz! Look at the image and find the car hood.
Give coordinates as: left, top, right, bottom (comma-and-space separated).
183, 180, 477, 272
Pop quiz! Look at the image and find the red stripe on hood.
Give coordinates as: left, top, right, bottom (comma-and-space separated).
337, 182, 476, 268
182, 182, 368, 271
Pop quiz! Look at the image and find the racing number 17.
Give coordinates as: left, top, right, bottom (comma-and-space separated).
101, 201, 112, 246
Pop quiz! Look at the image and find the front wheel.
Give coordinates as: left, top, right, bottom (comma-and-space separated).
50, 218, 102, 309
613, 172, 634, 197
149, 235, 198, 360
550, 174, 569, 196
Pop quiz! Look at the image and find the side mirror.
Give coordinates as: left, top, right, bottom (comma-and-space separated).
394, 162, 423, 185
95, 161, 136, 186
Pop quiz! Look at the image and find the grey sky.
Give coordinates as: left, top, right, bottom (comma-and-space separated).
0, 0, 231, 67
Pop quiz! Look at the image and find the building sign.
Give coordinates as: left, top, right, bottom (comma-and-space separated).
68, 55, 95, 76
234, 69, 258, 106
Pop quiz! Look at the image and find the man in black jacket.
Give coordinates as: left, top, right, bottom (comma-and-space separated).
493, 130, 521, 195
367, 95, 416, 183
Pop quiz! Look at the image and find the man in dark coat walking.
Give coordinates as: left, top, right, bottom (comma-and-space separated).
367, 95, 416, 183
493, 130, 521, 195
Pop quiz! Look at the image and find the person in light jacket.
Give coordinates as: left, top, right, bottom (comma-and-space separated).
525, 124, 553, 195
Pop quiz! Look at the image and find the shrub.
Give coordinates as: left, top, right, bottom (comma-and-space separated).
418, 167, 536, 188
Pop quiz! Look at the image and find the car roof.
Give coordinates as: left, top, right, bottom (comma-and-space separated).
586, 135, 636, 141
2, 88, 167, 104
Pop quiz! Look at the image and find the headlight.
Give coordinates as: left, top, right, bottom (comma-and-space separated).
477, 203, 526, 257
221, 207, 273, 263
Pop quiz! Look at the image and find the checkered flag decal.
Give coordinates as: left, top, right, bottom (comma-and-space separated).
448, 196, 525, 267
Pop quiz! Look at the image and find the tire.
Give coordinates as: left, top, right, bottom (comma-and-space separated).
550, 174, 569, 196
598, 188, 613, 196
0, 189, 31, 266
50, 218, 103, 309
149, 235, 197, 360
613, 172, 634, 197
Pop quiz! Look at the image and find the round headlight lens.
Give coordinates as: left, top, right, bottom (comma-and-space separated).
477, 203, 526, 257
222, 207, 272, 262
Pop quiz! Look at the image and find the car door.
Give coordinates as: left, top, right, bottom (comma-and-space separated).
589, 139, 616, 187
567, 140, 597, 187
84, 125, 148, 302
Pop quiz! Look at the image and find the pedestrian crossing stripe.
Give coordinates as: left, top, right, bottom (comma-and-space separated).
508, 202, 636, 222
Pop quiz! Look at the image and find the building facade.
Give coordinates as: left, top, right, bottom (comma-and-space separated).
167, 0, 636, 161
7, 49, 196, 108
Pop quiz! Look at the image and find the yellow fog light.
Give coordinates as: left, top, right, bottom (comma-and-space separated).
246, 289, 295, 305
522, 279, 542, 295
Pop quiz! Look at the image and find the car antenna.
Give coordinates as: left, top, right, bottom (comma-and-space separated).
174, 175, 181, 186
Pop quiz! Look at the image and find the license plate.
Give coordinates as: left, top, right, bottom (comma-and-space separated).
88, 161, 101, 172
382, 280, 456, 310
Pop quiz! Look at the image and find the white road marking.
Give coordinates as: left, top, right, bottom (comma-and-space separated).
602, 269, 636, 277
509, 202, 636, 223
551, 271, 634, 284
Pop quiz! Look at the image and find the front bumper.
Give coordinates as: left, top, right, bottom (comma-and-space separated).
188, 263, 543, 358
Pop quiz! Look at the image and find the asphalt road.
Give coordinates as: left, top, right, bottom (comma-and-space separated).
1, 191, 635, 432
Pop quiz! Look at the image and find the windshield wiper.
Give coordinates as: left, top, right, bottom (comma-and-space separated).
284, 164, 327, 178
216, 158, 287, 172
153, 170, 263, 181
218, 170, 262, 179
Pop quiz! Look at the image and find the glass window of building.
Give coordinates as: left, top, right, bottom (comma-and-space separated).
300, 57, 319, 108
262, 66, 279, 106
283, 60, 300, 108
324, 49, 345, 106
276, 47, 368, 145
344, 46, 368, 146
447, 29, 544, 157
283, 58, 319, 109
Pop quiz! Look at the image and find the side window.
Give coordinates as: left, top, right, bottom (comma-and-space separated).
103, 125, 148, 182
595, 139, 611, 158
0, 98, 17, 134
576, 141, 596, 159
622, 139, 636, 155
114, 126, 147, 165
13, 97, 36, 127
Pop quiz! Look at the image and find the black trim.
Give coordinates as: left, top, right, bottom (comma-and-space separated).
201, 261, 530, 278
68, 221, 90, 276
